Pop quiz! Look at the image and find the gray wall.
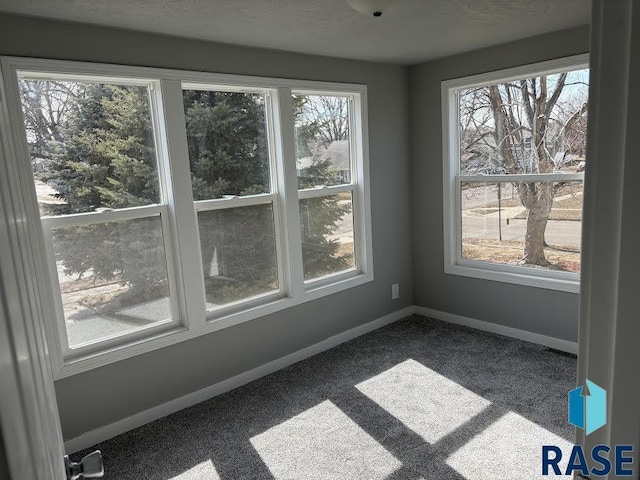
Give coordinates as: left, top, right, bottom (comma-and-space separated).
409, 26, 590, 343
0, 14, 413, 440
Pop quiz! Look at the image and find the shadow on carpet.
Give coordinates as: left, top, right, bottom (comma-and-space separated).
72, 315, 577, 479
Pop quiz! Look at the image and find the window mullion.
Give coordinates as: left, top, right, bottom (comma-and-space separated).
458, 173, 585, 183
298, 184, 354, 200
194, 193, 275, 212
40, 204, 165, 230
274, 87, 305, 298
156, 79, 207, 328
455, 176, 463, 263
352, 92, 373, 277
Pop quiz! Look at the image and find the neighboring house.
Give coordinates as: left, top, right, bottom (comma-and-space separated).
297, 139, 351, 184
322, 140, 351, 183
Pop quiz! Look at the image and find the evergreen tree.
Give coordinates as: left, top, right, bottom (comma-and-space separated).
21, 83, 353, 305
39, 83, 167, 294
299, 193, 351, 279
294, 95, 354, 278
184, 91, 278, 302
183, 90, 270, 199
41, 84, 159, 215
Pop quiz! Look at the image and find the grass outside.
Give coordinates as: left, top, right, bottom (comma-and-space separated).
512, 193, 582, 221
462, 238, 580, 273
513, 209, 582, 222
204, 276, 277, 306
204, 242, 354, 304
466, 183, 584, 222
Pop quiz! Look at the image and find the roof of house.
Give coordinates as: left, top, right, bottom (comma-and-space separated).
297, 140, 351, 172
320, 140, 350, 171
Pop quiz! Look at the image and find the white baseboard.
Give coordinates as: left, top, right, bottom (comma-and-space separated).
414, 306, 578, 354
64, 305, 415, 453
65, 304, 577, 453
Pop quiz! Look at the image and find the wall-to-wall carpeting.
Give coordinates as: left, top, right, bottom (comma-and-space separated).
73, 316, 576, 479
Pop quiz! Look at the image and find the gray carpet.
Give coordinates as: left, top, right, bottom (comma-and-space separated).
72, 315, 577, 479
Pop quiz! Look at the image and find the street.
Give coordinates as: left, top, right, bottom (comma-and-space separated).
462, 208, 581, 247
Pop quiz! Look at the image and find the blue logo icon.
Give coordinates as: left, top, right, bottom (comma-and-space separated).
568, 379, 606, 435
542, 381, 632, 476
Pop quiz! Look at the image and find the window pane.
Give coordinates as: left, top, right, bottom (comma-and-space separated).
458, 69, 589, 175
294, 94, 351, 188
461, 181, 582, 272
198, 204, 279, 308
18, 78, 160, 217
53, 216, 172, 348
183, 90, 271, 200
300, 193, 355, 280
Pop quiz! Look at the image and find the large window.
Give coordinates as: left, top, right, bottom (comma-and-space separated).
17, 76, 180, 358
0, 58, 372, 377
294, 94, 357, 282
183, 88, 281, 312
442, 55, 589, 292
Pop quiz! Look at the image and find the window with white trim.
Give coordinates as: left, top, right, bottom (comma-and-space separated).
0, 57, 373, 377
442, 55, 589, 292
294, 93, 358, 282
183, 87, 282, 313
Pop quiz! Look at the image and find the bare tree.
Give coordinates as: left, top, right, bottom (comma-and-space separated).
19, 80, 80, 168
295, 95, 349, 152
460, 71, 589, 266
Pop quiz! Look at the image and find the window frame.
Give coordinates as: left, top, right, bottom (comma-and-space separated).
442, 54, 589, 293
19, 74, 184, 359
0, 56, 374, 379
182, 84, 286, 317
294, 90, 363, 286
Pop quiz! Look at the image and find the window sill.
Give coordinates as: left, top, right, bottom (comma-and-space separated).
54, 270, 374, 379
445, 261, 580, 293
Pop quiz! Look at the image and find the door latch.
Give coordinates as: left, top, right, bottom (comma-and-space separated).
64, 450, 104, 480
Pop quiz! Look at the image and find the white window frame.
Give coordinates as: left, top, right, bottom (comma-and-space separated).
182, 84, 287, 318
442, 54, 589, 293
0, 56, 374, 379
294, 90, 367, 288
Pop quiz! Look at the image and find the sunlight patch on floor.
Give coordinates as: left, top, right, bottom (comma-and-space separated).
250, 400, 401, 480
446, 411, 572, 479
168, 460, 220, 480
356, 359, 491, 443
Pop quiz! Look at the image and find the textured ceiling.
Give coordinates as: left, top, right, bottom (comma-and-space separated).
0, 0, 591, 64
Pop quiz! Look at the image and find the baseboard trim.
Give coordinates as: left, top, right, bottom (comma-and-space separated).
414, 306, 578, 354
64, 305, 415, 453
65, 304, 577, 453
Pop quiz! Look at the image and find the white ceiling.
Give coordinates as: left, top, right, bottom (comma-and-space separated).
0, 0, 591, 64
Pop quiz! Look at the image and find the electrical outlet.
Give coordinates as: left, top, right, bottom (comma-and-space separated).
391, 283, 400, 300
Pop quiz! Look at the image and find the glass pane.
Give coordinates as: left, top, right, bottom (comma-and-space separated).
458, 68, 589, 175
198, 204, 279, 308
299, 193, 355, 280
183, 90, 271, 200
18, 78, 160, 217
53, 216, 172, 348
293, 94, 352, 188
461, 181, 583, 272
